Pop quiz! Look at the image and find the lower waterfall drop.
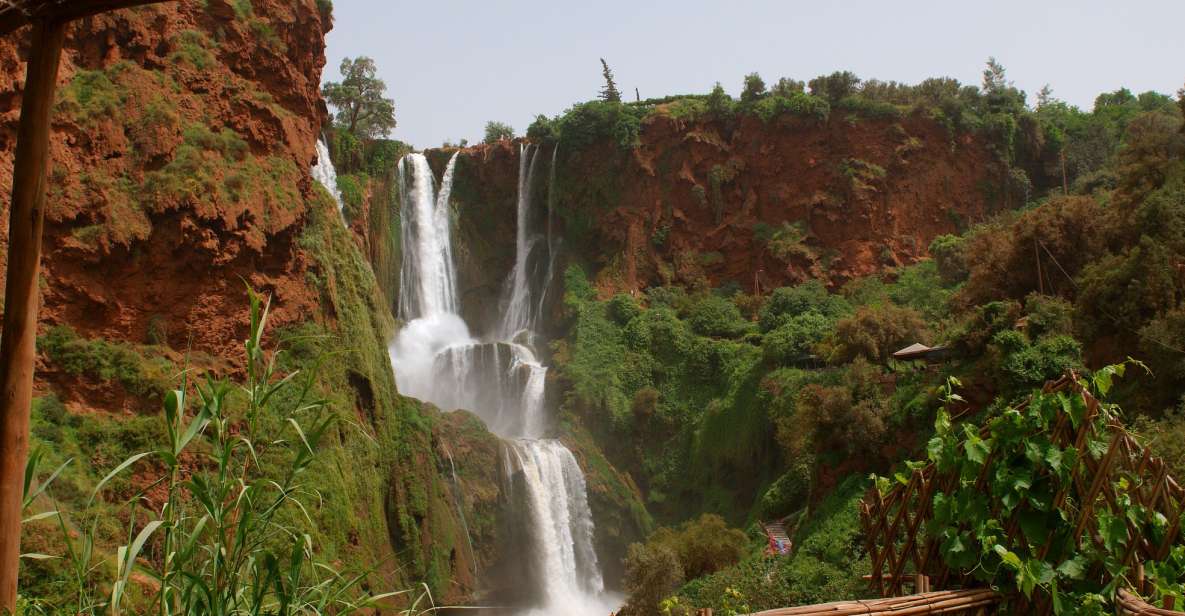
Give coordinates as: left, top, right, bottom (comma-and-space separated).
388, 149, 617, 615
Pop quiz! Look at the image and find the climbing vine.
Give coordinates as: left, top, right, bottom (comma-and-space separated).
878, 364, 1185, 615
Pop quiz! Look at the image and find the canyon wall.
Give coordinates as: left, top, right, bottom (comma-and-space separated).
437, 108, 995, 332
1, 1, 493, 604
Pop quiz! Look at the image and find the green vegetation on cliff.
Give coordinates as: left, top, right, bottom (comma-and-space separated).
561, 79, 1185, 612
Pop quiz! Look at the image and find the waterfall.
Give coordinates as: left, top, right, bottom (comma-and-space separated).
389, 147, 614, 615
505, 441, 605, 605
500, 144, 544, 341
311, 138, 345, 220
397, 152, 461, 321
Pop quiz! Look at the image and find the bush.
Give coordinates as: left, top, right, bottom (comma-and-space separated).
706, 82, 734, 119
642, 514, 748, 582
553, 100, 643, 149
621, 542, 684, 616
482, 120, 514, 144
759, 460, 812, 519
808, 71, 861, 104
687, 295, 748, 338
608, 293, 643, 325
993, 333, 1082, 391
526, 114, 556, 142
758, 280, 850, 332
751, 93, 830, 123
929, 234, 968, 284
763, 312, 830, 365
740, 72, 767, 105
827, 303, 928, 363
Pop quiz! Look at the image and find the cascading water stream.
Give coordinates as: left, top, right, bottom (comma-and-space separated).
388, 148, 614, 615
311, 137, 346, 220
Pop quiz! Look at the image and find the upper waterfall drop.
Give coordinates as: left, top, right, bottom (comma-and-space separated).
397, 152, 461, 321
311, 137, 345, 220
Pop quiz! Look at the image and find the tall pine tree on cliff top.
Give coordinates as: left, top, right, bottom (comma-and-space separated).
600, 58, 622, 103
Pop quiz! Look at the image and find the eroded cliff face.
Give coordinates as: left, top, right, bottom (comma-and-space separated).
2, 2, 496, 605
0, 0, 327, 371
441, 110, 995, 311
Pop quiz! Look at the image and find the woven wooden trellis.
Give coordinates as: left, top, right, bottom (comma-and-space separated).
859, 373, 1185, 615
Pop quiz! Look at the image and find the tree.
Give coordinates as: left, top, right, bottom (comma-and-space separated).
482, 121, 514, 144
599, 58, 621, 103
322, 57, 396, 139
982, 56, 1010, 93
621, 543, 683, 616
808, 71, 860, 103
1178, 85, 1185, 133
771, 77, 805, 97
827, 303, 927, 363
706, 82, 733, 118
741, 72, 767, 104
1036, 84, 1054, 108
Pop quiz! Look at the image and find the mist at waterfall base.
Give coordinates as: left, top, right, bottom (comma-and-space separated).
388, 149, 621, 615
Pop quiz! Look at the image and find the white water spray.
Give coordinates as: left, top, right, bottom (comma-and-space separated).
388, 148, 613, 615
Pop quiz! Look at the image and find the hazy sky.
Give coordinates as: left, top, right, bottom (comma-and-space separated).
324, 0, 1184, 149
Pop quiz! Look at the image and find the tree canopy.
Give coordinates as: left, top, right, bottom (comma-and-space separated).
482, 121, 514, 144
322, 56, 396, 139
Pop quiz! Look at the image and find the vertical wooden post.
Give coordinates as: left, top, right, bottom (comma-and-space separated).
0, 18, 67, 611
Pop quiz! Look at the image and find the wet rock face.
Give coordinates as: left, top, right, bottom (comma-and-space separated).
0, 0, 331, 371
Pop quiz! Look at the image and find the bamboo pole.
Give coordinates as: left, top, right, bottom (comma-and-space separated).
0, 18, 67, 611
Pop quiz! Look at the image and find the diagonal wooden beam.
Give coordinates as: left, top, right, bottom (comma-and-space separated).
0, 0, 169, 36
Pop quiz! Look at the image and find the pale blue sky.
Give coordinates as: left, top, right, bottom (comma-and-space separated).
324, 0, 1184, 149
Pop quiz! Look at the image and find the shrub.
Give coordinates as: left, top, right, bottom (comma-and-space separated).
482, 120, 514, 143
608, 293, 643, 325
648, 514, 749, 580
929, 234, 968, 284
58, 69, 125, 124
759, 460, 812, 519
336, 173, 366, 220
740, 72, 767, 105
554, 100, 642, 149
687, 295, 747, 338
751, 93, 830, 123
759, 281, 850, 332
526, 114, 557, 142
763, 312, 830, 365
808, 71, 861, 104
706, 82, 734, 119
827, 303, 927, 363
770, 77, 805, 97
993, 333, 1082, 391
621, 542, 684, 616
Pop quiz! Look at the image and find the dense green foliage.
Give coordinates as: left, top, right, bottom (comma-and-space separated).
482, 121, 514, 144
895, 365, 1185, 614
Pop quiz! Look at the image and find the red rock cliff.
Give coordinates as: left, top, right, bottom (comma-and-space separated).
0, 0, 331, 372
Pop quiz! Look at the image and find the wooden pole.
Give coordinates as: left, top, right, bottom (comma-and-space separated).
0, 18, 67, 611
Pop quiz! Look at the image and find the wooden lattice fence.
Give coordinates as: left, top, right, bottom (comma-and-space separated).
859, 373, 1185, 614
